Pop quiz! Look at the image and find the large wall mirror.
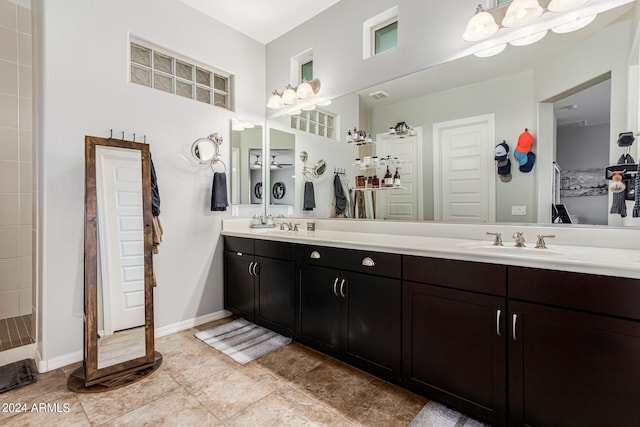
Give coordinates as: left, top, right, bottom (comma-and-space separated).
231, 124, 266, 210
68, 136, 161, 392
267, 2, 639, 228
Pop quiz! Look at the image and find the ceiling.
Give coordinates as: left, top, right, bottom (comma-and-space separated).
178, 0, 342, 44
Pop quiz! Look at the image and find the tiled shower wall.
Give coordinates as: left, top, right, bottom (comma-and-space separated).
0, 0, 33, 321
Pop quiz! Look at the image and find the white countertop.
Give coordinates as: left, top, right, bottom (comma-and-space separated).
221, 219, 640, 279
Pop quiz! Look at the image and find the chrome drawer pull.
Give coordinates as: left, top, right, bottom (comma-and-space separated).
496, 309, 501, 337
248, 261, 254, 276
237, 252, 243, 256
310, 251, 321, 259
252, 262, 259, 276
361, 257, 375, 267
333, 277, 339, 296
512, 314, 518, 341
339, 279, 346, 298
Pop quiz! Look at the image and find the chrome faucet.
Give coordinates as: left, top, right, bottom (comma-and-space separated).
486, 232, 503, 246
279, 222, 300, 231
535, 234, 556, 249
512, 232, 526, 247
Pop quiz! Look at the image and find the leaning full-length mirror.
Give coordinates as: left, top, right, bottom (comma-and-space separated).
69, 135, 161, 391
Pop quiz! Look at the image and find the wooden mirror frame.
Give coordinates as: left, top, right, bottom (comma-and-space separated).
68, 135, 161, 392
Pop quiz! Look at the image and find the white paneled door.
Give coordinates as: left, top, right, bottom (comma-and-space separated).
433, 115, 496, 222
377, 129, 423, 220
96, 146, 145, 335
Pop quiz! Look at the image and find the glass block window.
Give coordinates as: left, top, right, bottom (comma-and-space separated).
130, 41, 232, 110
301, 60, 313, 82
374, 20, 398, 55
291, 109, 336, 140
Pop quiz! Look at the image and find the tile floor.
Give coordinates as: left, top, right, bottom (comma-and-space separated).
0, 317, 428, 426
0, 314, 34, 352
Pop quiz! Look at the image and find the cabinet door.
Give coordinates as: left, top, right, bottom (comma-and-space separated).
255, 256, 294, 337
224, 251, 255, 321
403, 281, 506, 426
343, 271, 401, 382
509, 301, 640, 427
298, 264, 341, 356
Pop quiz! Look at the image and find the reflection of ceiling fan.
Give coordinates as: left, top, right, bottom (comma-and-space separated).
270, 155, 293, 169
251, 154, 262, 169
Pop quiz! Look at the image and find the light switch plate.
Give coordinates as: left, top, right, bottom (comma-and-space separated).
512, 205, 526, 215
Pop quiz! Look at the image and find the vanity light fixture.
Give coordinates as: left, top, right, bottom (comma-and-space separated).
552, 13, 596, 33
474, 43, 507, 58
463, 5, 499, 42
509, 30, 548, 46
502, 0, 544, 28
267, 78, 321, 112
548, 0, 589, 13
463, 0, 597, 56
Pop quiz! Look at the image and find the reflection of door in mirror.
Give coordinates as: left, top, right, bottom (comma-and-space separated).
231, 125, 263, 205
68, 136, 161, 392
269, 129, 295, 207
554, 78, 611, 225
95, 146, 145, 369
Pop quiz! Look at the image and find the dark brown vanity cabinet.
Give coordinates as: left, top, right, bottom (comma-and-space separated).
296, 245, 402, 381
223, 237, 295, 336
402, 256, 507, 427
508, 267, 640, 427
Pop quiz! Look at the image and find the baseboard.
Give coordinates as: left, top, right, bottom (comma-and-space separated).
34, 310, 232, 373
38, 349, 82, 373
0, 343, 37, 368
154, 309, 232, 338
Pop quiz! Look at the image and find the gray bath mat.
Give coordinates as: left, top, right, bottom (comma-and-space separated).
0, 359, 37, 394
409, 401, 489, 427
195, 318, 291, 365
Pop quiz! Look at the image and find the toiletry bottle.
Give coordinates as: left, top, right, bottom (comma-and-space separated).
372, 175, 380, 188
393, 168, 401, 187
384, 166, 393, 187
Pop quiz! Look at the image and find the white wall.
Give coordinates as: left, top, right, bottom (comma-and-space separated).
35, 0, 264, 368
266, 0, 481, 107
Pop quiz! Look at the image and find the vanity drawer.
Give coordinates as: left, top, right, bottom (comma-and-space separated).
297, 245, 401, 278
403, 256, 506, 296
509, 267, 640, 320
224, 236, 254, 254
255, 239, 295, 260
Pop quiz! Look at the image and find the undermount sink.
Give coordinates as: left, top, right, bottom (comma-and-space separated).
456, 240, 583, 257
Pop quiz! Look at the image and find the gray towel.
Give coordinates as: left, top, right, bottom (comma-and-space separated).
334, 174, 346, 215
633, 162, 640, 217
211, 172, 228, 211
303, 181, 315, 211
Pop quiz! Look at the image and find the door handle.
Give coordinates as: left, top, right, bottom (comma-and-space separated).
248, 261, 254, 276
512, 314, 518, 341
339, 279, 346, 298
333, 277, 339, 296
496, 309, 501, 337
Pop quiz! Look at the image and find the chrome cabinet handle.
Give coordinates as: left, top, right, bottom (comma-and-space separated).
333, 277, 339, 296
248, 261, 254, 276
310, 251, 321, 259
361, 257, 375, 267
236, 252, 243, 256
252, 262, 259, 276
496, 309, 501, 337
339, 279, 346, 298
512, 314, 518, 341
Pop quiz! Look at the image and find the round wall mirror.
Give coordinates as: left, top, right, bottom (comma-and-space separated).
313, 159, 327, 177
191, 138, 216, 164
